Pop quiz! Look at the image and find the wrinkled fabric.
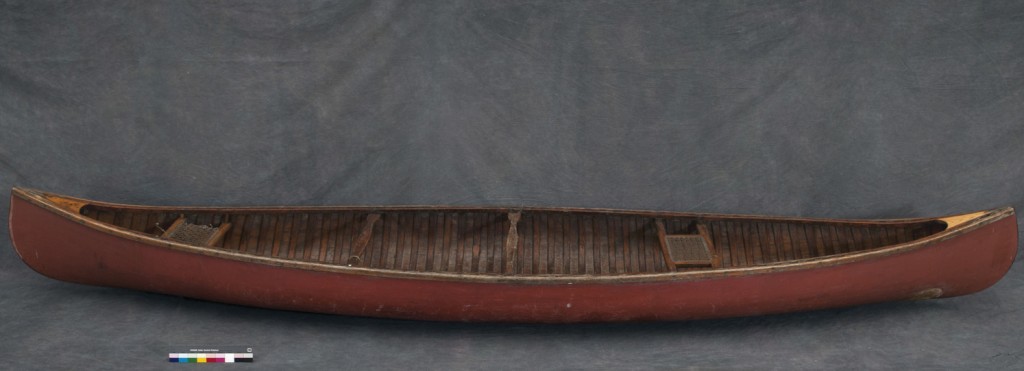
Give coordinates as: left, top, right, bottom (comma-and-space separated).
1, 1, 1022, 369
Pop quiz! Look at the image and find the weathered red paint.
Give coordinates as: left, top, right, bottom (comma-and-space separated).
9, 193, 1018, 323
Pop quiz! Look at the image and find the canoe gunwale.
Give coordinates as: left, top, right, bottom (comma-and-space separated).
10, 187, 1015, 285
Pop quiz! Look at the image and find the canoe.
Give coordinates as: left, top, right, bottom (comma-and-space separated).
8, 187, 1018, 323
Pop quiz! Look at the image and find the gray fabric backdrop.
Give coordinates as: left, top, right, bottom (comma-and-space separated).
2, 1, 1022, 369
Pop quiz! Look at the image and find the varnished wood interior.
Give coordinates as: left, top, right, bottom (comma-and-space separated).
77, 205, 948, 275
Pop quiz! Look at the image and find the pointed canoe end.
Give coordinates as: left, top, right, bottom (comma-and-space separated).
10, 187, 90, 214
939, 207, 1015, 230
11, 186, 36, 199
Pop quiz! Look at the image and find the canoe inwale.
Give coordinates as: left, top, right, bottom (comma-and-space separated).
9, 188, 1018, 322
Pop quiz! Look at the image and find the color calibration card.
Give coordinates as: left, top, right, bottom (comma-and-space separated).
169, 346, 253, 363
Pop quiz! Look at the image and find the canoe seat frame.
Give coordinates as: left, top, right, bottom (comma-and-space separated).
655, 219, 720, 269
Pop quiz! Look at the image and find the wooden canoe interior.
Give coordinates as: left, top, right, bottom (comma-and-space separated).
76, 205, 948, 276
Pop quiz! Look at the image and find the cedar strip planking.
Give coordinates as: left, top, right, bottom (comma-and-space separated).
565, 214, 574, 274
331, 213, 348, 265
285, 214, 302, 259
848, 226, 863, 252
385, 213, 400, 269
322, 213, 339, 263
144, 213, 159, 234
878, 226, 891, 247
895, 225, 908, 244
296, 214, 312, 260
315, 214, 330, 261
759, 223, 778, 263
400, 213, 415, 271
828, 225, 843, 254
276, 214, 293, 258
885, 226, 899, 246
796, 224, 813, 259
477, 214, 487, 273
831, 225, 845, 254
432, 214, 443, 271
226, 215, 247, 252
497, 213, 508, 274
536, 214, 547, 274
598, 215, 610, 274
709, 222, 729, 268
840, 226, 855, 254
611, 216, 624, 274
103, 209, 956, 275
520, 213, 528, 274
620, 217, 631, 273
849, 226, 865, 252
774, 223, 792, 260
477, 213, 488, 273
638, 217, 650, 272
441, 213, 453, 272
130, 212, 148, 232
640, 219, 653, 271
261, 214, 279, 257
368, 213, 385, 268
97, 209, 116, 224
763, 222, 781, 262
647, 219, 666, 272
752, 223, 770, 263
794, 223, 811, 258
543, 213, 553, 274
434, 213, 446, 270
414, 213, 428, 272
782, 223, 798, 260
266, 213, 282, 256
866, 227, 881, 249
734, 222, 751, 267
583, 215, 595, 275
608, 216, 618, 273
618, 217, 634, 272
456, 213, 469, 273
243, 215, 262, 255
552, 213, 564, 274
415, 213, 428, 270
812, 225, 827, 257
113, 210, 130, 229
574, 214, 584, 274
493, 213, 504, 274
304, 214, 322, 261
425, 213, 437, 271
819, 224, 835, 256
562, 213, 573, 274
471, 213, 483, 273
342, 211, 358, 266
443, 213, 457, 272
745, 222, 762, 265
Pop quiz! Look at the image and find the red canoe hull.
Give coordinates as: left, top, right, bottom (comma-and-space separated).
9, 194, 1018, 323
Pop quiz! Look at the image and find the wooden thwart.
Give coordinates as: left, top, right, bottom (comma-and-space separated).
503, 211, 522, 274
347, 213, 382, 266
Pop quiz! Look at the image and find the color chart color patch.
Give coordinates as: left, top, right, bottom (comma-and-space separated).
169, 353, 253, 363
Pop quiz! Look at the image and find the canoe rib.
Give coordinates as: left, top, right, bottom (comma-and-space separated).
9, 187, 1018, 322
